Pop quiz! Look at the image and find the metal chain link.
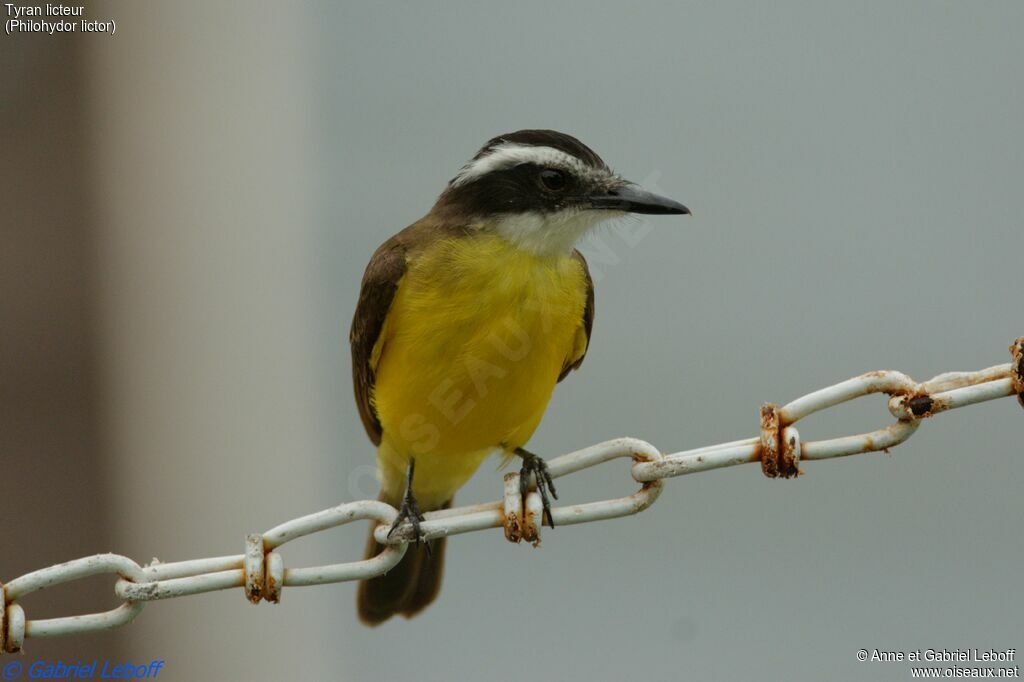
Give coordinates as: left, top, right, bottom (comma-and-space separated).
2, 338, 1021, 653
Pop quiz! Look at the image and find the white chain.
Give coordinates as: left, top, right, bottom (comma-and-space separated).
2, 338, 1021, 653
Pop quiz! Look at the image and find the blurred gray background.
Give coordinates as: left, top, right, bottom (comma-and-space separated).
2, 1, 1021, 680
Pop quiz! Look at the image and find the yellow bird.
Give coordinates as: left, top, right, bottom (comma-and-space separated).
351, 129, 688, 624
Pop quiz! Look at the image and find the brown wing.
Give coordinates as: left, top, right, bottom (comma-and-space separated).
557, 249, 595, 382
350, 237, 407, 446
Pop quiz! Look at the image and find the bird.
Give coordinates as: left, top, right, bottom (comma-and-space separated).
351, 129, 688, 624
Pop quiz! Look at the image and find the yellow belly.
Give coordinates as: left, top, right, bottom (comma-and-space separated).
371, 234, 588, 508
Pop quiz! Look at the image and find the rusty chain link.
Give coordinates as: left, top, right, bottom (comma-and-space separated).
2, 338, 1021, 653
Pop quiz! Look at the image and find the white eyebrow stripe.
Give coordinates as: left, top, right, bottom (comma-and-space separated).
451, 143, 590, 187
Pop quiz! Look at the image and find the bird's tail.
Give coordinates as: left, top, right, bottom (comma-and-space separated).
356, 494, 450, 625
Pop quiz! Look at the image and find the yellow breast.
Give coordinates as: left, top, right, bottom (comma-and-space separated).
371, 234, 588, 504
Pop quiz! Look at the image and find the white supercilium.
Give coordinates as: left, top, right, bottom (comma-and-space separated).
452, 144, 598, 187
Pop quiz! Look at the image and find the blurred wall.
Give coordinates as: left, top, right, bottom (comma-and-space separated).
84, 2, 336, 679
0, 34, 118, 659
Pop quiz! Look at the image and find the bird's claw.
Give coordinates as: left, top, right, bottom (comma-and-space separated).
518, 451, 558, 529
387, 484, 430, 556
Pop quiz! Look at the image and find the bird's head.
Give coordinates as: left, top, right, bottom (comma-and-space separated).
432, 129, 689, 255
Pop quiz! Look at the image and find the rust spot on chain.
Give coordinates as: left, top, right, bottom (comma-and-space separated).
761, 404, 800, 479
503, 511, 522, 544
522, 513, 540, 547
266, 567, 280, 604
1011, 337, 1024, 409
908, 395, 935, 418
760, 404, 780, 478
781, 430, 802, 477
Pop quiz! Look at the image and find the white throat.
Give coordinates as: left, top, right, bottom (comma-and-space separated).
490, 209, 619, 256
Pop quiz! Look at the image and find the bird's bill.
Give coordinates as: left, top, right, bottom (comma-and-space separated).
588, 183, 690, 215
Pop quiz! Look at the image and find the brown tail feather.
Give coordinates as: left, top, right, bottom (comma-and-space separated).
356, 497, 450, 626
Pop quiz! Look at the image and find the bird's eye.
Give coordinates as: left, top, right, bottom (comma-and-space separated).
539, 168, 567, 191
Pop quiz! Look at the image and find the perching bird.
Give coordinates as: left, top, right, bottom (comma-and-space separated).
351, 129, 688, 624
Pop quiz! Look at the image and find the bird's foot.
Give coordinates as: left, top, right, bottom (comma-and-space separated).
516, 448, 558, 529
386, 460, 430, 555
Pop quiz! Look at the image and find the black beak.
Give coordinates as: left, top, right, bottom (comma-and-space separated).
588, 183, 690, 215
